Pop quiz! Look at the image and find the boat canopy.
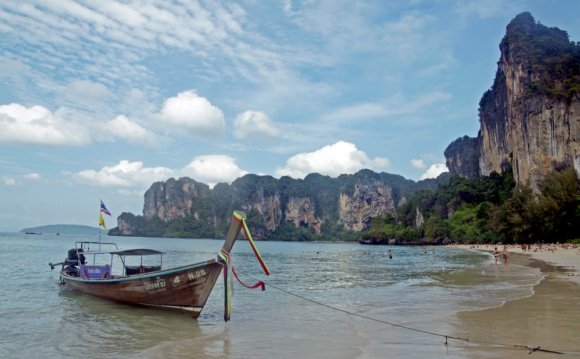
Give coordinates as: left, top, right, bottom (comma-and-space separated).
111, 249, 165, 256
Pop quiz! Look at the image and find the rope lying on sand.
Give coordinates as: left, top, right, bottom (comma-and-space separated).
251, 276, 577, 356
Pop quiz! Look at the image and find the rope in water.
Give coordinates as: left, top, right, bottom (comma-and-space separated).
251, 276, 576, 356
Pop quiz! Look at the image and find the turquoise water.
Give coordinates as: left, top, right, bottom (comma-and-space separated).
0, 233, 542, 358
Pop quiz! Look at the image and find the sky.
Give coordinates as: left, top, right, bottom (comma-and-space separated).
1, 0, 579, 231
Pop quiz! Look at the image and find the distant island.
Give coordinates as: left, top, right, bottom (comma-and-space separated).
20, 224, 102, 235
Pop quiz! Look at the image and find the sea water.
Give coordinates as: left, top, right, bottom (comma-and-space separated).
0, 234, 542, 359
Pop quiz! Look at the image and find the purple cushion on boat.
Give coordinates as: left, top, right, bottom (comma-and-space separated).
80, 265, 111, 279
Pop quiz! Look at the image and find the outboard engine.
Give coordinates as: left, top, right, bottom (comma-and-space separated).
67, 248, 77, 261
67, 248, 86, 265
49, 248, 85, 277
61, 248, 85, 276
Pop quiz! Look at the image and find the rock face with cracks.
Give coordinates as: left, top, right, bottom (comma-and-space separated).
112, 171, 444, 239
445, 12, 580, 192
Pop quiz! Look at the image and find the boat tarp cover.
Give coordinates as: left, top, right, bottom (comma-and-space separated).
111, 249, 164, 256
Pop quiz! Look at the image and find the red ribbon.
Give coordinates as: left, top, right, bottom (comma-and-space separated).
231, 266, 265, 291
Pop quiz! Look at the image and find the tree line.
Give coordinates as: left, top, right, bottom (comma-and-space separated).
362, 168, 580, 245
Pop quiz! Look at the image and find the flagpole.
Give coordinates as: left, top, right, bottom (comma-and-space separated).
98, 200, 103, 252
98, 200, 111, 252
99, 208, 102, 252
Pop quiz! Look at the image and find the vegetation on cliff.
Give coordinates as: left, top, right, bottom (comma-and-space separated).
363, 168, 580, 245
448, 12, 580, 190
110, 170, 446, 240
499, 11, 580, 101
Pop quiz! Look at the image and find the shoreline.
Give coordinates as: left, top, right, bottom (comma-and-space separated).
448, 245, 580, 358
450, 243, 580, 285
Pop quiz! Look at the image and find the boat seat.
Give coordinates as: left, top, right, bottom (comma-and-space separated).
80, 265, 111, 279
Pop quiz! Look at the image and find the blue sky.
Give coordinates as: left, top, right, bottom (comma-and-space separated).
1, 0, 579, 231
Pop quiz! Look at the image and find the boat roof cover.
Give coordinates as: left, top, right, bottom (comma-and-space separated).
111, 248, 165, 256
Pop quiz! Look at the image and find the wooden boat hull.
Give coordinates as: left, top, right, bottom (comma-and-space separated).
61, 259, 223, 318
53, 210, 249, 318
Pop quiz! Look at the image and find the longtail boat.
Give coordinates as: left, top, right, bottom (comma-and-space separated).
49, 210, 269, 319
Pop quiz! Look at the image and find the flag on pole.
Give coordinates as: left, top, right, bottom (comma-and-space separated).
100, 200, 111, 216
98, 212, 107, 229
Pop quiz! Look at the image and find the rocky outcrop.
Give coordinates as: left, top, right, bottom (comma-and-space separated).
243, 194, 282, 232
444, 135, 480, 179
338, 182, 395, 231
285, 197, 321, 234
115, 213, 142, 236
415, 208, 424, 228
445, 12, 580, 190
143, 177, 210, 222
111, 170, 444, 239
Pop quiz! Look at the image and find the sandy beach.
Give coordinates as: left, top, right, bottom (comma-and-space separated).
449, 244, 580, 358
454, 243, 580, 284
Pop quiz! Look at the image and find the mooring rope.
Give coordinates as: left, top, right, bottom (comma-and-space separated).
250, 275, 577, 356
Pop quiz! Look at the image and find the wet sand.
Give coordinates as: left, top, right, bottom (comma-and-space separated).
451, 252, 580, 358
522, 248, 580, 285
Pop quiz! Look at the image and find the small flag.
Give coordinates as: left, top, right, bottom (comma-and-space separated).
98, 212, 107, 229
100, 200, 111, 216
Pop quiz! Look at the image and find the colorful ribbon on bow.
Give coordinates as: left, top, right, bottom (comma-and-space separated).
217, 213, 270, 322
217, 249, 233, 322
233, 211, 271, 276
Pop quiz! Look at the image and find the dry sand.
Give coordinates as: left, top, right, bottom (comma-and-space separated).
448, 245, 580, 358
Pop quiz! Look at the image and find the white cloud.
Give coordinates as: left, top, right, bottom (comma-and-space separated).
1, 172, 41, 186
2, 176, 17, 186
412, 91, 453, 108
66, 79, 111, 106
72, 160, 174, 188
105, 115, 158, 146
420, 163, 448, 180
275, 141, 389, 179
92, 2, 147, 27
0, 103, 91, 146
71, 156, 248, 191
234, 110, 281, 140
23, 173, 40, 180
323, 103, 386, 122
411, 159, 426, 169
117, 189, 145, 197
286, 3, 438, 64
181, 155, 248, 188
323, 91, 452, 123
454, 0, 515, 19
159, 91, 225, 136
0, 103, 160, 147
0, 1, 275, 123
414, 50, 456, 78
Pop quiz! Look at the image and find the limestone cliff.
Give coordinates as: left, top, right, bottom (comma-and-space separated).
285, 197, 321, 234
445, 12, 580, 191
444, 135, 480, 179
338, 182, 395, 231
111, 170, 443, 240
143, 177, 210, 222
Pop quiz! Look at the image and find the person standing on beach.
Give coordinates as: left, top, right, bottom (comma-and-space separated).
503, 245, 509, 265
494, 247, 499, 265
